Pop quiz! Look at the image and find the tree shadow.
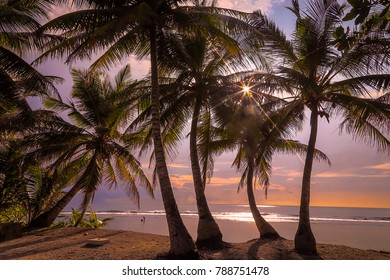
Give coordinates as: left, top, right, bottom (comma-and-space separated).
156, 242, 237, 260
247, 238, 323, 260
196, 242, 255, 260
296, 251, 323, 260
0, 228, 124, 259
155, 249, 202, 260
0, 227, 89, 253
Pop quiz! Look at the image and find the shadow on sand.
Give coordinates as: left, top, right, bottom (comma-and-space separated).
247, 237, 323, 260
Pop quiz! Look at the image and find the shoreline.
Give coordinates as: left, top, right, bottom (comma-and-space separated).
0, 227, 389, 260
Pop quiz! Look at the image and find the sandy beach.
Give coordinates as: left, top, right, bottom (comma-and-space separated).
104, 213, 390, 251
0, 227, 389, 260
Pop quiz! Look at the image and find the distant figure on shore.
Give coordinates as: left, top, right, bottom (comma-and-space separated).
141, 216, 146, 223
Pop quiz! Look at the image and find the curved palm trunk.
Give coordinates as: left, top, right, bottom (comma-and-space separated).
247, 154, 280, 239
190, 96, 223, 248
29, 183, 82, 228
149, 27, 196, 257
294, 107, 318, 254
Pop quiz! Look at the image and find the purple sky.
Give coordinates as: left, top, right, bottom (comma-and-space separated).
33, 0, 389, 210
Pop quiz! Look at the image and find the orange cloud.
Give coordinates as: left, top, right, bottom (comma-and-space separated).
170, 174, 193, 189
315, 171, 390, 178
169, 174, 243, 189
366, 162, 390, 170
208, 177, 242, 187
285, 171, 303, 178
167, 163, 189, 169
268, 184, 288, 191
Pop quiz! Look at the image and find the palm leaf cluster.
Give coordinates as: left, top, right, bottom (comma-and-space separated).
248, 0, 390, 253
0, 0, 63, 222
26, 66, 153, 227
0, 0, 60, 127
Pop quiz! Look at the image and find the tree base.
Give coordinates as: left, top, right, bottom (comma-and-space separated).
258, 221, 281, 240
294, 226, 317, 254
195, 218, 224, 249
28, 214, 52, 228
157, 250, 201, 260
260, 232, 281, 240
195, 235, 225, 249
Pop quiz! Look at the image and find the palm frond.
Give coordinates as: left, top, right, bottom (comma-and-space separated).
76, 151, 103, 218
332, 94, 390, 152
251, 10, 298, 66
330, 74, 390, 97
0, 46, 61, 97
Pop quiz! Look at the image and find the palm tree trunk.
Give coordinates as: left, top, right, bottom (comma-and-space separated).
190, 96, 223, 248
29, 183, 82, 228
247, 154, 280, 239
294, 106, 318, 254
149, 27, 196, 257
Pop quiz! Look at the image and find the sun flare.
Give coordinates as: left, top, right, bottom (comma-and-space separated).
243, 86, 250, 93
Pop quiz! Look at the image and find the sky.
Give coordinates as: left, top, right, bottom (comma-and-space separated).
34, 0, 390, 210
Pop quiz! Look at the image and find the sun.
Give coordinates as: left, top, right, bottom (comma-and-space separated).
243, 86, 250, 93
239, 81, 253, 98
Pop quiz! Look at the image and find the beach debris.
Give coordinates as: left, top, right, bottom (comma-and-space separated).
86, 238, 110, 246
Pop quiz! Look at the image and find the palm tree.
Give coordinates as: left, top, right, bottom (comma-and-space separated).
144, 17, 264, 247
28, 66, 153, 227
214, 84, 330, 239
249, 0, 390, 253
38, 0, 257, 256
156, 31, 260, 247
228, 93, 283, 239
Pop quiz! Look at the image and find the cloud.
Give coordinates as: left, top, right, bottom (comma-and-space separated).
315, 171, 390, 179
217, 0, 286, 14
272, 167, 302, 178
127, 56, 150, 79
167, 163, 190, 169
284, 171, 303, 178
366, 162, 390, 170
268, 184, 287, 191
208, 177, 242, 187
170, 174, 194, 189
168, 173, 242, 190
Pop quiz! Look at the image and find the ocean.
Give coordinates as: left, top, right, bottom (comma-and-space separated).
61, 204, 390, 251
